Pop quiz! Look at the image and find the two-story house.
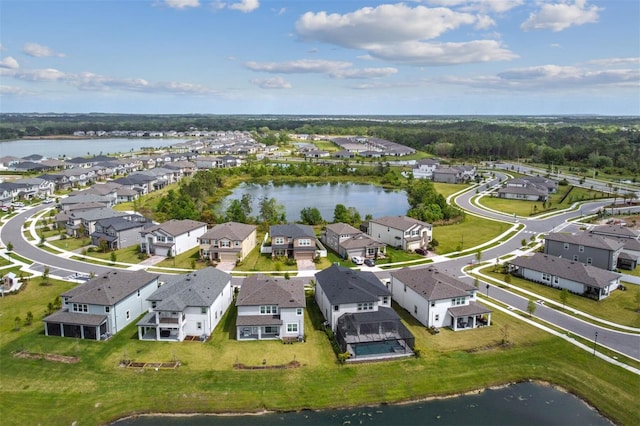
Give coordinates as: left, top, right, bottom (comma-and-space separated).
235, 275, 306, 341
544, 232, 624, 271
198, 222, 257, 262
43, 270, 160, 340
412, 158, 440, 179
140, 219, 208, 257
269, 223, 318, 261
367, 216, 432, 251
315, 264, 414, 360
390, 267, 491, 331
65, 207, 128, 237
90, 215, 149, 250
137, 267, 232, 342
321, 222, 386, 260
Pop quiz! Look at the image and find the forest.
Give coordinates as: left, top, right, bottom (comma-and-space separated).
2, 113, 639, 174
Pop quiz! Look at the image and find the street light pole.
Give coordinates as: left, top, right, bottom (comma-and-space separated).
593, 331, 598, 356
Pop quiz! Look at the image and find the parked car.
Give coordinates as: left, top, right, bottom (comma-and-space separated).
11, 202, 25, 208
415, 248, 427, 256
0, 206, 9, 212
364, 258, 375, 267
351, 256, 364, 265
43, 198, 55, 204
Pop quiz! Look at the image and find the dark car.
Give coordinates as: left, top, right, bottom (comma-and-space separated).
415, 248, 427, 256
364, 258, 375, 267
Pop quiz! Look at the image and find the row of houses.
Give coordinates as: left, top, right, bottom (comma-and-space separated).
506, 224, 639, 300
40, 262, 490, 361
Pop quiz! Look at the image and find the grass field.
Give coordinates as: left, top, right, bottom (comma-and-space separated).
433, 215, 510, 254
433, 182, 471, 199
0, 278, 638, 426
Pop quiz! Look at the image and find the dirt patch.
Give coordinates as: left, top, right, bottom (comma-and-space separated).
120, 360, 181, 369
13, 350, 80, 363
233, 360, 301, 370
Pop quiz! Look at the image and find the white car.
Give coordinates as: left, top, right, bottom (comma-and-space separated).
43, 198, 55, 204
351, 256, 364, 265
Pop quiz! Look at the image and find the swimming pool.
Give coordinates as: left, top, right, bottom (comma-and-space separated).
352, 340, 406, 357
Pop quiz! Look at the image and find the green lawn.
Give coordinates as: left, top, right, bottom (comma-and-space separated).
479, 186, 608, 217
481, 267, 640, 328
155, 247, 202, 269
433, 182, 471, 199
0, 280, 638, 426
433, 215, 509, 254
49, 237, 90, 252
85, 245, 143, 265
233, 246, 298, 273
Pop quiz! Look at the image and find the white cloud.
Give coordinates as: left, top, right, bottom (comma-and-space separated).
521, 1, 602, 32
228, 0, 259, 13
0, 56, 20, 69
585, 57, 640, 67
23, 42, 65, 58
4, 66, 219, 95
439, 60, 640, 91
0, 85, 30, 96
330, 67, 398, 79
164, 0, 200, 9
367, 40, 518, 65
250, 77, 292, 89
245, 59, 352, 74
295, 3, 516, 66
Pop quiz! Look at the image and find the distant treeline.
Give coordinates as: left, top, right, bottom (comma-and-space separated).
1, 113, 639, 173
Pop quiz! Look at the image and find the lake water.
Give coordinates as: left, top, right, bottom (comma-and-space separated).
0, 138, 188, 158
222, 182, 410, 222
113, 382, 612, 426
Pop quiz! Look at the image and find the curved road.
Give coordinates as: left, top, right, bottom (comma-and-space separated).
2, 177, 639, 359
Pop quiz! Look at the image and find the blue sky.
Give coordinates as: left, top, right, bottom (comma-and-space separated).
1, 0, 638, 115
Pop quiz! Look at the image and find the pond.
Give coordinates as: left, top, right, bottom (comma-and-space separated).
222, 182, 410, 222
113, 381, 613, 425
0, 138, 188, 158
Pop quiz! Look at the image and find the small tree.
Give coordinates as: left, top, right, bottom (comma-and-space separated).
25, 311, 34, 326
521, 238, 527, 247
500, 324, 510, 345
41, 266, 50, 285
110, 251, 117, 264
98, 238, 109, 253
14, 316, 21, 331
527, 299, 537, 317
560, 289, 569, 310
6, 241, 13, 252
475, 249, 482, 263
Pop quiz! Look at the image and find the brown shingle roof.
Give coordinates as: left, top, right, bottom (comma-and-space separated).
236, 275, 306, 308
390, 267, 474, 300
61, 270, 159, 306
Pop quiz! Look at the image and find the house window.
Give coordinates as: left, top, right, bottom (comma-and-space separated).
435, 314, 439, 321
430, 301, 435, 307
201, 307, 207, 314
403, 283, 407, 292
264, 326, 279, 334
296, 308, 303, 316
563, 243, 569, 250
260, 305, 278, 315
274, 237, 284, 245
287, 323, 298, 333
126, 310, 130, 320
151, 301, 157, 309
451, 297, 465, 306
298, 239, 311, 246
573, 255, 579, 261
382, 296, 389, 305
357, 302, 374, 311
554, 277, 559, 284
220, 240, 231, 247
72, 304, 88, 313
197, 322, 202, 330
137, 290, 140, 297
586, 257, 592, 265
414, 305, 418, 314
105, 306, 110, 313
579, 245, 584, 253
542, 273, 551, 281
334, 305, 339, 311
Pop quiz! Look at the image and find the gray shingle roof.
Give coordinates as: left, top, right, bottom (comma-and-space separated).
315, 264, 389, 305
270, 223, 315, 239
448, 301, 492, 317
61, 270, 159, 306
590, 224, 640, 240
147, 267, 231, 311
199, 222, 256, 241
390, 267, 475, 300
236, 275, 306, 308
142, 219, 207, 237
43, 311, 107, 326
509, 253, 621, 289
545, 232, 624, 251
369, 216, 431, 231
325, 222, 360, 235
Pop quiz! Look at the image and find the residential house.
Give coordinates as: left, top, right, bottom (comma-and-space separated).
590, 224, 640, 240
432, 166, 476, 183
137, 267, 232, 341
315, 264, 414, 360
59, 193, 114, 210
390, 267, 491, 331
496, 184, 549, 201
507, 253, 621, 300
90, 215, 149, 250
544, 232, 624, 271
412, 158, 440, 179
367, 216, 432, 251
43, 270, 160, 340
321, 222, 386, 260
198, 222, 257, 262
140, 219, 208, 257
235, 275, 306, 341
65, 207, 128, 237
269, 223, 318, 261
